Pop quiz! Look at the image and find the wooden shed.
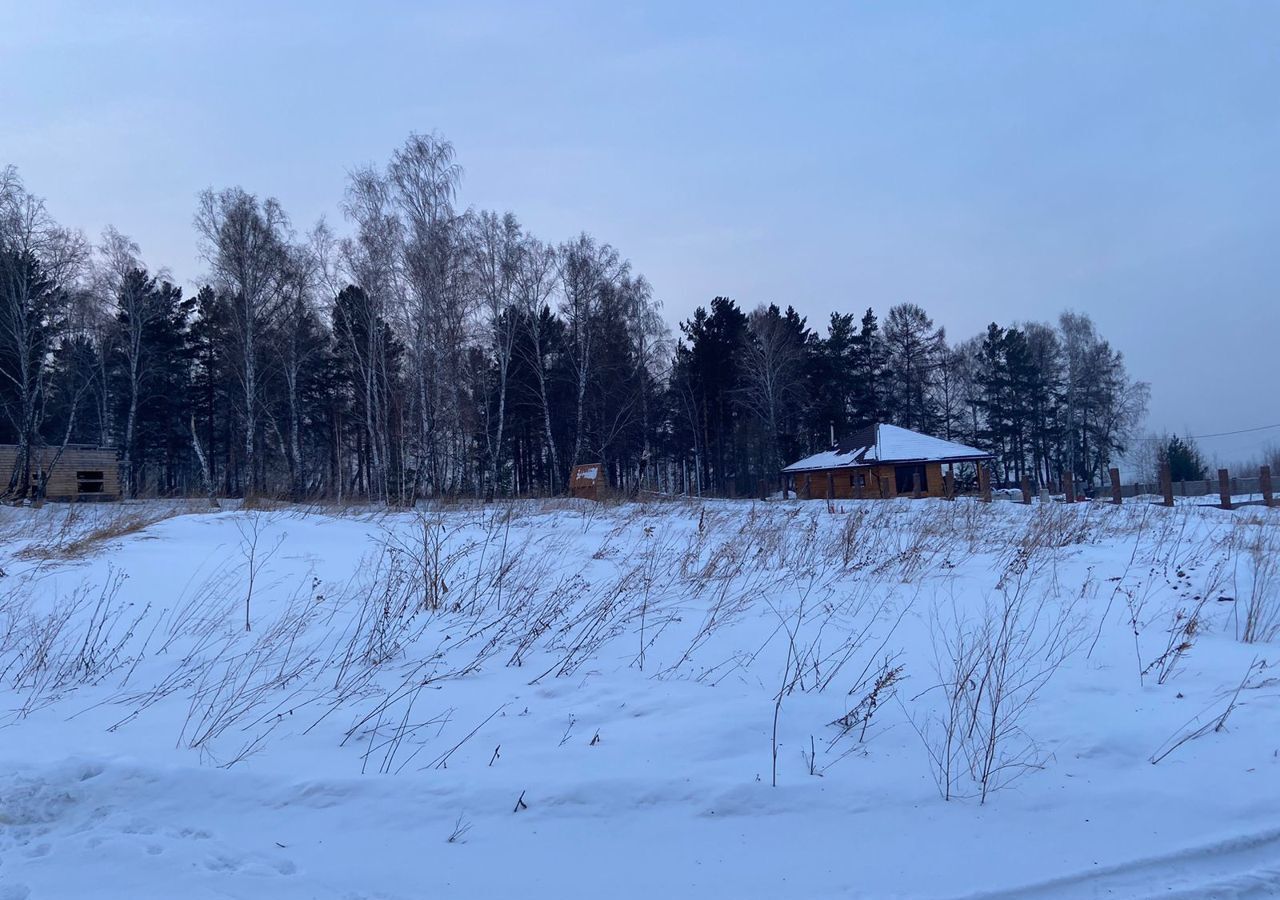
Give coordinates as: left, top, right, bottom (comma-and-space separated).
0, 444, 122, 501
569, 462, 605, 501
781, 424, 991, 500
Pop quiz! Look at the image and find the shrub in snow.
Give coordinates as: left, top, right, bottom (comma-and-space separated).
913, 515, 1087, 804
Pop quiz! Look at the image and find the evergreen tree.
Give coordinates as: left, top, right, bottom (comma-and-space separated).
805, 312, 857, 447
0, 153, 1158, 502
0, 249, 67, 494
1160, 435, 1208, 483
331, 284, 403, 499
188, 286, 237, 494
850, 308, 886, 428
673, 297, 749, 494
106, 269, 191, 495
740, 304, 808, 476
46, 333, 103, 446
882, 303, 945, 433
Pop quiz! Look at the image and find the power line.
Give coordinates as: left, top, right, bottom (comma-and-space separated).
1190, 423, 1280, 439
1134, 422, 1280, 442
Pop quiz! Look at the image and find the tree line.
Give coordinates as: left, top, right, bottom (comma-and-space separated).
1, 133, 1148, 502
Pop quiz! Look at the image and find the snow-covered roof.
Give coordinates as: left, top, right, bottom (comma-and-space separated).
781, 424, 991, 473
571, 463, 601, 484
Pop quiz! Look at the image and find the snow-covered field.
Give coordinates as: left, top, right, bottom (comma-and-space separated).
0, 497, 1277, 899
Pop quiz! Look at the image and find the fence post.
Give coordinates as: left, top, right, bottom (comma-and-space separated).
803, 475, 812, 501
912, 470, 923, 499
826, 471, 835, 500
1064, 471, 1076, 503
1020, 475, 1032, 505
1160, 463, 1174, 507
1262, 465, 1274, 508
1109, 468, 1122, 505
1219, 468, 1233, 510
979, 464, 992, 503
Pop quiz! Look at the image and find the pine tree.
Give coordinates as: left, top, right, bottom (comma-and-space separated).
1160, 435, 1207, 483
673, 297, 749, 494
882, 303, 945, 433
806, 312, 856, 447
46, 334, 103, 447
850, 308, 886, 428
106, 269, 191, 496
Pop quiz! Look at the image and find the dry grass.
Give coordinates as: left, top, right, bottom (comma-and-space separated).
0, 494, 1268, 784
14, 502, 203, 561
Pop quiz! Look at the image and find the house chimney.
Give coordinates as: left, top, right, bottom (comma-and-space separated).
830, 423, 836, 449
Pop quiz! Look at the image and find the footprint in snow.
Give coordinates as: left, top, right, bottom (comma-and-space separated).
121, 817, 156, 835
204, 853, 242, 872
203, 852, 296, 877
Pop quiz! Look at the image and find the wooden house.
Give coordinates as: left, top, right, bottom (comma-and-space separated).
781, 424, 991, 500
0, 444, 122, 501
570, 462, 604, 501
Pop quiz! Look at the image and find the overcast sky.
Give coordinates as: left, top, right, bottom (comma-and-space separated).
3, 1, 1277, 462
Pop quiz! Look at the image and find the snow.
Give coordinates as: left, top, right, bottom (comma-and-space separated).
0, 497, 1278, 898
783, 424, 989, 472
781, 447, 863, 472
871, 423, 990, 464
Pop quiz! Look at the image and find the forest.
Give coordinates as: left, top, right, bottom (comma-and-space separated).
1, 134, 1148, 502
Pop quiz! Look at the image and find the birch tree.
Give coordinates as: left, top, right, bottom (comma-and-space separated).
96, 227, 168, 496
514, 237, 562, 491
271, 244, 326, 500
194, 187, 291, 497
387, 133, 465, 496
340, 168, 403, 501
741, 304, 805, 476
471, 210, 522, 494
559, 233, 626, 469
0, 166, 86, 497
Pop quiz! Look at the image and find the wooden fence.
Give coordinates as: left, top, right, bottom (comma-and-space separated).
978, 463, 1276, 510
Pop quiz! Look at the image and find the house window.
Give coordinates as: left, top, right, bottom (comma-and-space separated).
76, 471, 105, 494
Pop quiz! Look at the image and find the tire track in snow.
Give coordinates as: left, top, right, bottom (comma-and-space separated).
948, 826, 1280, 899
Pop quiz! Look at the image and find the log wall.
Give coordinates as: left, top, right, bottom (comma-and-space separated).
791, 462, 946, 500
